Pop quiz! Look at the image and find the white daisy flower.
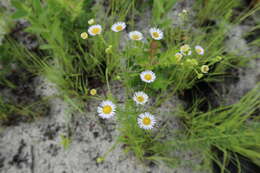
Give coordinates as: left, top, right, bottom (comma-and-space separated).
140, 70, 156, 83
97, 100, 116, 119
128, 31, 143, 41
137, 112, 156, 130
88, 24, 102, 36
111, 22, 126, 32
180, 44, 192, 55
133, 91, 148, 105
180, 44, 190, 52
149, 28, 163, 40
195, 45, 204, 55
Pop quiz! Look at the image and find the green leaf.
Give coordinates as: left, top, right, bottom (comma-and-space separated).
25, 27, 49, 34
39, 44, 54, 50
11, 0, 23, 9
152, 76, 169, 91
32, 0, 42, 13
12, 10, 28, 19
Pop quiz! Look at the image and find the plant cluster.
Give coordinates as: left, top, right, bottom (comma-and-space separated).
0, 0, 260, 172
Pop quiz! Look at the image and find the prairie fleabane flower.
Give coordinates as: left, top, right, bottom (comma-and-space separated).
88, 19, 95, 25
129, 31, 143, 41
195, 45, 204, 55
180, 44, 190, 52
80, 32, 88, 39
180, 44, 192, 55
133, 91, 148, 105
88, 25, 102, 36
137, 112, 156, 130
90, 89, 97, 95
111, 22, 126, 32
201, 65, 209, 73
149, 28, 163, 40
175, 52, 183, 62
97, 100, 116, 119
140, 70, 156, 83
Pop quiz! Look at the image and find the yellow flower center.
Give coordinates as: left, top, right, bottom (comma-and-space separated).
144, 74, 152, 81
152, 32, 159, 38
103, 105, 112, 114
196, 48, 202, 53
131, 34, 140, 40
91, 27, 101, 35
116, 25, 123, 31
142, 117, 151, 125
137, 96, 144, 102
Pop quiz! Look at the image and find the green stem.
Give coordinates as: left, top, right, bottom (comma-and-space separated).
105, 68, 111, 95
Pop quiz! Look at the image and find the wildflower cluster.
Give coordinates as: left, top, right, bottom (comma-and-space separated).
174, 44, 211, 79
83, 18, 220, 130
134, 70, 157, 130
79, 19, 163, 130
96, 70, 157, 130
81, 19, 164, 42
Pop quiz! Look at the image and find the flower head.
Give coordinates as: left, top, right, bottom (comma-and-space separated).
90, 89, 97, 95
180, 44, 192, 56
129, 31, 143, 41
97, 100, 116, 119
88, 24, 102, 36
111, 22, 126, 32
133, 91, 148, 105
195, 45, 204, 55
149, 28, 163, 40
137, 112, 156, 130
88, 19, 95, 25
140, 70, 156, 83
175, 52, 183, 62
80, 32, 88, 39
105, 45, 113, 54
180, 44, 190, 52
201, 65, 209, 73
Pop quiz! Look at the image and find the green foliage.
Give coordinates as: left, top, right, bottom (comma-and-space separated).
193, 0, 240, 25
60, 135, 72, 150
152, 0, 178, 24
0, 94, 49, 123
1, 0, 259, 172
177, 83, 260, 171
